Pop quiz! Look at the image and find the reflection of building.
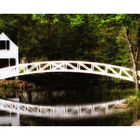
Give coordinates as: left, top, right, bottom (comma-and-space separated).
0, 113, 20, 126
0, 32, 19, 68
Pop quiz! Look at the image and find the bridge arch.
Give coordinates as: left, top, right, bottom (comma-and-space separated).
0, 61, 138, 82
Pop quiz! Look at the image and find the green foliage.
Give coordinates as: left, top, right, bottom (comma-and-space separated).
135, 91, 140, 98
32, 14, 59, 25
0, 14, 139, 68
127, 95, 138, 106
127, 90, 140, 106
99, 14, 137, 27
32, 14, 48, 24
69, 15, 85, 28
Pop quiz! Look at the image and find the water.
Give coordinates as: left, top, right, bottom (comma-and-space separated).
0, 73, 135, 126
0, 111, 20, 126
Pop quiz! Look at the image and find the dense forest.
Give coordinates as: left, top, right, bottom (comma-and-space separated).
0, 14, 136, 64
0, 14, 140, 90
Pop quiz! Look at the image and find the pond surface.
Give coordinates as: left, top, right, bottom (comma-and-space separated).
0, 73, 136, 126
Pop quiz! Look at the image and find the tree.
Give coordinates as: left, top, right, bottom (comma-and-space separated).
0, 15, 43, 62
99, 15, 140, 92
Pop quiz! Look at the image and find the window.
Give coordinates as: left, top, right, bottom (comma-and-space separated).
10, 59, 16, 66
0, 59, 9, 68
0, 40, 10, 50
0, 59, 16, 68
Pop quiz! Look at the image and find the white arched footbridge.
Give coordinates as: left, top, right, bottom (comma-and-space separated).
0, 61, 134, 119
0, 99, 128, 119
0, 61, 138, 82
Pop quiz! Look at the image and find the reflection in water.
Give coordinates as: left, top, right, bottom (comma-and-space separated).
20, 111, 133, 126
0, 110, 133, 126
0, 111, 20, 126
0, 73, 136, 126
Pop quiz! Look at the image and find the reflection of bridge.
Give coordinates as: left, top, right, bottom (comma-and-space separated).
0, 61, 138, 82
0, 99, 127, 119
0, 61, 133, 119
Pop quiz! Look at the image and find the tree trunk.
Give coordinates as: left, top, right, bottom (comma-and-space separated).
133, 63, 139, 92
124, 26, 139, 92
124, 26, 140, 122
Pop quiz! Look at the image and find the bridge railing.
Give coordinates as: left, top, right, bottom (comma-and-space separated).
0, 61, 135, 83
